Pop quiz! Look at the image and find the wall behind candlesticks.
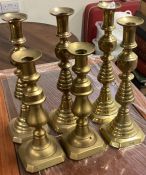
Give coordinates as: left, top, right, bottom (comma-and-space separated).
0, 0, 99, 40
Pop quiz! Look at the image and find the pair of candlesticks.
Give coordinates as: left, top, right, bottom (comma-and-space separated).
1, 1, 145, 173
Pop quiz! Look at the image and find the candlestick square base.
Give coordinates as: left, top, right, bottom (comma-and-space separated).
18, 135, 65, 173
61, 129, 107, 160
100, 121, 145, 148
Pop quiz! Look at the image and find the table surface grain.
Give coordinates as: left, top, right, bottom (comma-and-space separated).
0, 22, 78, 70
0, 58, 146, 175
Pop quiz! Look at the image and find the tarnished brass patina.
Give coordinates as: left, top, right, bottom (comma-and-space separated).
91, 1, 121, 124
12, 48, 65, 173
61, 42, 106, 160
49, 7, 77, 133
100, 16, 145, 148
1, 12, 33, 143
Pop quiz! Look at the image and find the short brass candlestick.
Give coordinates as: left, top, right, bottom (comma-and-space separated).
49, 7, 77, 133
91, 1, 121, 124
1, 12, 33, 143
12, 48, 65, 173
100, 16, 145, 148
61, 42, 106, 160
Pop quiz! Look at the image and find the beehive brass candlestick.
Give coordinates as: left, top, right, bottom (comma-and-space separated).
12, 48, 65, 173
91, 1, 121, 124
100, 16, 145, 148
61, 42, 106, 160
1, 12, 33, 143
49, 7, 77, 133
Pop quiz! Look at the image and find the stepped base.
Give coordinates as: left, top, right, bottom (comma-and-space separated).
18, 135, 65, 173
91, 99, 119, 124
48, 109, 77, 134
9, 117, 33, 144
100, 121, 145, 148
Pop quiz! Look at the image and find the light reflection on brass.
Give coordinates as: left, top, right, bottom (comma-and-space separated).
61, 42, 106, 160
100, 16, 145, 148
1, 12, 33, 143
49, 7, 77, 133
12, 48, 65, 173
91, 1, 121, 124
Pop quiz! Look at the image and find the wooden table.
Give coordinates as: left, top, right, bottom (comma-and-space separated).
0, 22, 78, 70
0, 57, 146, 175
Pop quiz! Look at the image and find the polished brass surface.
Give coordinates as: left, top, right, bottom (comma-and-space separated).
49, 7, 77, 133
2, 12, 26, 45
61, 42, 106, 160
1, 12, 33, 143
91, 1, 121, 124
100, 16, 145, 148
12, 48, 65, 173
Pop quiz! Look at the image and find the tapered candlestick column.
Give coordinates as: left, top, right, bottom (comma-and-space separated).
1, 13, 33, 143
100, 16, 145, 148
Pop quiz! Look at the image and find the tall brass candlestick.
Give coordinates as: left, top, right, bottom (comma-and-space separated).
61, 42, 106, 160
1, 13, 33, 143
100, 16, 145, 148
49, 7, 77, 133
91, 2, 121, 124
12, 49, 65, 173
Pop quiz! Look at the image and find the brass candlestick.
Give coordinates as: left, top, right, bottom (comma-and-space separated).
1, 12, 33, 143
61, 42, 106, 160
49, 7, 77, 133
91, 1, 121, 124
100, 16, 145, 148
12, 48, 65, 173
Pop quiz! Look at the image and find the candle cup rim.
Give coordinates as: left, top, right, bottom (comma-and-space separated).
50, 7, 74, 16
67, 42, 95, 56
12, 48, 42, 64
97, 1, 121, 10
117, 16, 144, 27
1, 12, 27, 22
